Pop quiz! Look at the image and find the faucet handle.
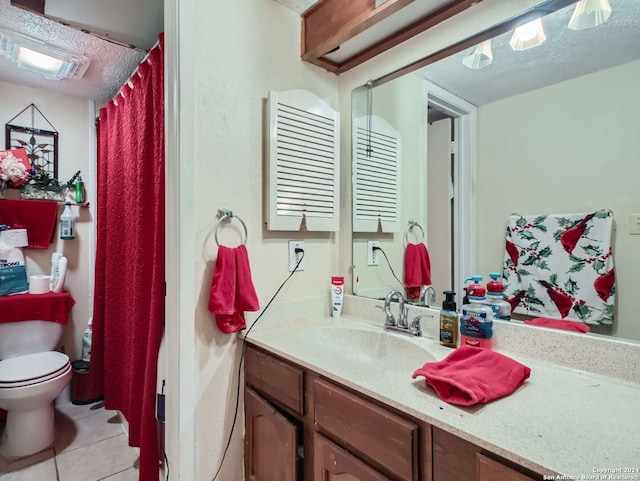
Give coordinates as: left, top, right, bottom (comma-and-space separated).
409, 314, 428, 336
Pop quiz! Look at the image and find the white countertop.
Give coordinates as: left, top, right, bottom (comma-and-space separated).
244, 295, 640, 479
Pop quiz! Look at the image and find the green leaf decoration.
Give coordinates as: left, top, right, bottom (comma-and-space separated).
520, 230, 535, 241
530, 240, 541, 252
538, 260, 549, 271
583, 245, 601, 256
569, 254, 583, 263
572, 304, 591, 320
553, 230, 562, 241
593, 260, 605, 273
526, 286, 536, 296
564, 278, 578, 295
533, 224, 548, 232
539, 246, 553, 258
568, 263, 585, 273
549, 273, 558, 285
522, 255, 537, 266
557, 217, 572, 227
533, 215, 547, 225
604, 304, 615, 316
529, 297, 546, 307
516, 216, 526, 227
517, 268, 532, 277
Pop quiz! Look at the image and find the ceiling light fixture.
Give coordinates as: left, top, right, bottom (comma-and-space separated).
0, 28, 89, 80
462, 40, 493, 69
568, 0, 612, 30
509, 18, 547, 51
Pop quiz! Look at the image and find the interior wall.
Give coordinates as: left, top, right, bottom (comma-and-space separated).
186, 0, 339, 478
475, 59, 640, 341
0, 79, 94, 362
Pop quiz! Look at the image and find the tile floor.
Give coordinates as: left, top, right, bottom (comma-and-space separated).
0, 401, 140, 481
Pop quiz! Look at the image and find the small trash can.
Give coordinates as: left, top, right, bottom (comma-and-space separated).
71, 360, 104, 405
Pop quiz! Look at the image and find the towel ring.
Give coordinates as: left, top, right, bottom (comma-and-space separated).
404, 220, 425, 246
214, 209, 248, 246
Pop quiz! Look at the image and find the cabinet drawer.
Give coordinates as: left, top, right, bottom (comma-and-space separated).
313, 378, 418, 481
477, 454, 538, 481
245, 346, 304, 415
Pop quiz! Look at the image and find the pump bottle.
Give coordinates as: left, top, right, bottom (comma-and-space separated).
439, 291, 459, 348
485, 272, 512, 321
60, 202, 76, 240
460, 276, 494, 349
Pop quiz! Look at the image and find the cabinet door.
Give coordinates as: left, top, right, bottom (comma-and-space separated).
245, 387, 298, 481
314, 432, 393, 481
477, 454, 537, 481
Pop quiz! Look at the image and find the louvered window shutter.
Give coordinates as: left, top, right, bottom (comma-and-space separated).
352, 115, 401, 233
266, 90, 340, 232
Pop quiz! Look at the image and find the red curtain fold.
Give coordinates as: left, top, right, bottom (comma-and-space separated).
91, 34, 165, 481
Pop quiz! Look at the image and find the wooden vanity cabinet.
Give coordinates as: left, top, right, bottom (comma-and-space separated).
244, 344, 542, 481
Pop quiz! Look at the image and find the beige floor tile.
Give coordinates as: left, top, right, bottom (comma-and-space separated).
0, 450, 57, 481
56, 434, 138, 481
99, 466, 139, 481
55, 400, 106, 421
53, 408, 124, 454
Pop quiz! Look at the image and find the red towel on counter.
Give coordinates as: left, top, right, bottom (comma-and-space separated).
208, 245, 259, 333
412, 345, 531, 406
0, 291, 75, 325
524, 317, 590, 333
405, 243, 431, 299
0, 199, 58, 249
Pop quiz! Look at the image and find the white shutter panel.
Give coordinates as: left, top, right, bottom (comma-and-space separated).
352, 115, 401, 233
266, 90, 340, 231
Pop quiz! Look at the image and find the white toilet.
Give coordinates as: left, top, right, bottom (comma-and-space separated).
0, 320, 72, 458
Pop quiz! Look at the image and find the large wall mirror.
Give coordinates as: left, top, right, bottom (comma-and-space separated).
351, 0, 640, 342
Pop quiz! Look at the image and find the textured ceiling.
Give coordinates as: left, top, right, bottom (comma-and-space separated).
273, 0, 317, 14
416, 0, 640, 106
0, 0, 156, 102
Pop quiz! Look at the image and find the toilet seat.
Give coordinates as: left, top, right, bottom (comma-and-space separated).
0, 351, 70, 388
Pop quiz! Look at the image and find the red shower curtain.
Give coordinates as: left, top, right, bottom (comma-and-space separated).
91, 34, 165, 481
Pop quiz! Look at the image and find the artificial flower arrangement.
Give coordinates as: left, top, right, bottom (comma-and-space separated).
20, 170, 81, 201
0, 152, 31, 187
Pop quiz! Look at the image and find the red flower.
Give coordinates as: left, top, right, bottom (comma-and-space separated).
594, 269, 615, 302
560, 213, 595, 254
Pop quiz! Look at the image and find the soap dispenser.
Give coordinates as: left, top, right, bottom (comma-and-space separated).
439, 291, 459, 348
460, 276, 494, 349
485, 272, 512, 321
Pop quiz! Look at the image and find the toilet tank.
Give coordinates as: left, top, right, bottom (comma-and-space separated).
0, 321, 65, 360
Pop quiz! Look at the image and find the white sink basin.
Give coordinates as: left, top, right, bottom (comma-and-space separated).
255, 325, 436, 374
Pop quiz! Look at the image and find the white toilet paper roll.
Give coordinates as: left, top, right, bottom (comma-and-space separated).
0, 229, 28, 249
29, 275, 51, 295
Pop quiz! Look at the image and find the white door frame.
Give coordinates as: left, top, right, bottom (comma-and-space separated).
424, 80, 476, 297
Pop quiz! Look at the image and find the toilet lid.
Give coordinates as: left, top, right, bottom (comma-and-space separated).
0, 352, 70, 384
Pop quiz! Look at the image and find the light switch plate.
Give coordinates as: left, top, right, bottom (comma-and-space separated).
629, 214, 640, 235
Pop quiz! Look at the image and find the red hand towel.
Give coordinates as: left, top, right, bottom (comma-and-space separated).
524, 318, 590, 333
0, 199, 58, 249
412, 345, 531, 406
0, 291, 75, 325
405, 243, 431, 299
207, 245, 259, 334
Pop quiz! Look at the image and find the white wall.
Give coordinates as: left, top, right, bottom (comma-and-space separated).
0, 80, 94, 361
179, 0, 339, 478
475, 60, 640, 341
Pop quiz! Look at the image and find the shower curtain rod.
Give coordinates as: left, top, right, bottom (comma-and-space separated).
114, 38, 161, 102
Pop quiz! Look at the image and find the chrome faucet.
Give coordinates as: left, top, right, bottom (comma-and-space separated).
419, 285, 436, 307
382, 290, 421, 337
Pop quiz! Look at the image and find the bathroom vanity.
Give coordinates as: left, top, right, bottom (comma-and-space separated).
243, 296, 640, 481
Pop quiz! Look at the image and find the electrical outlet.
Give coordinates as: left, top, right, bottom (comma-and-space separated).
367, 241, 380, 266
289, 241, 305, 271
630, 214, 640, 235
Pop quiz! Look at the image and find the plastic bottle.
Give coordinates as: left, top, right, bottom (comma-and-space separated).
60, 202, 76, 240
485, 272, 512, 321
49, 252, 63, 291
75, 175, 85, 204
460, 276, 494, 349
81, 317, 93, 362
439, 290, 459, 348
51, 256, 67, 293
